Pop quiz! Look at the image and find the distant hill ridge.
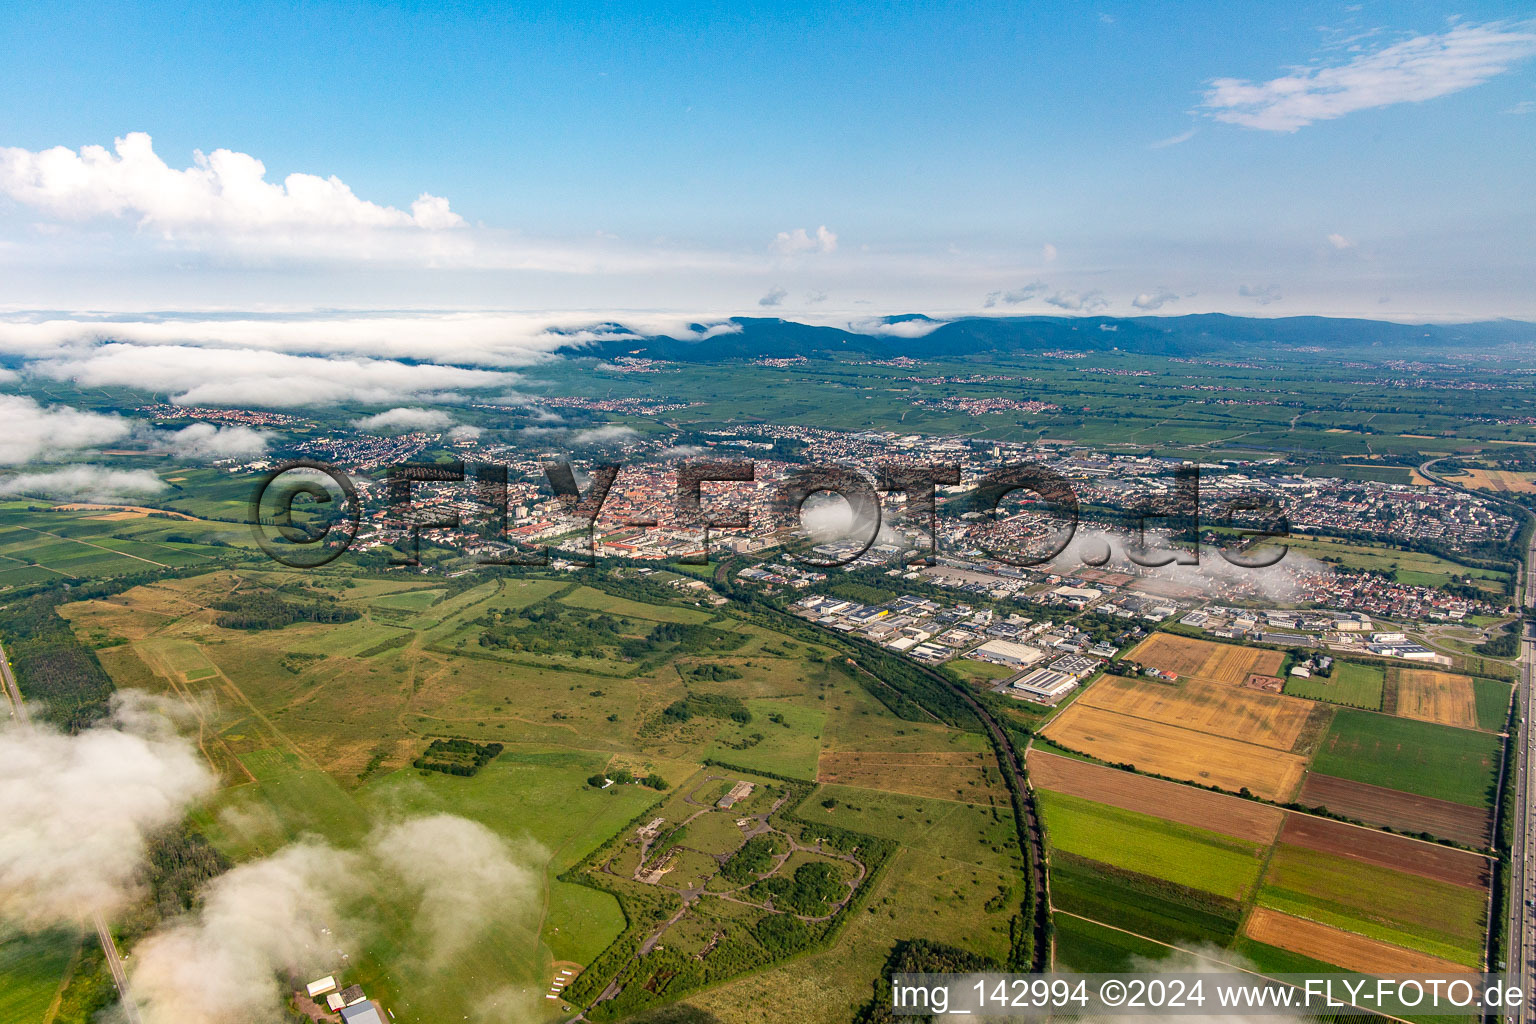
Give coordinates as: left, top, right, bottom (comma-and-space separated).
563, 313, 1536, 363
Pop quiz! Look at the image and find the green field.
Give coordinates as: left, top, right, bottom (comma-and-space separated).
1258, 533, 1510, 590
1052, 912, 1176, 972
1256, 844, 1486, 966
1282, 661, 1384, 710
1474, 677, 1512, 732
0, 928, 76, 1024
1302, 463, 1414, 485
1036, 790, 1265, 900
1048, 855, 1242, 949
1310, 708, 1501, 808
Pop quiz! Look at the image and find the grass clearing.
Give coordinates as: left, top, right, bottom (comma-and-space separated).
1283, 661, 1383, 710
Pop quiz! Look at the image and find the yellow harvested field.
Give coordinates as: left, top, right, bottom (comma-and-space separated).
1129, 633, 1284, 685
1243, 908, 1467, 975
1077, 675, 1316, 753
1391, 668, 1478, 729
1461, 468, 1536, 493
1042, 702, 1308, 801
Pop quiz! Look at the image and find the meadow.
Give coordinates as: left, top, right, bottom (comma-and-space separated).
1282, 660, 1384, 710
1309, 708, 1501, 808
41, 560, 1020, 1022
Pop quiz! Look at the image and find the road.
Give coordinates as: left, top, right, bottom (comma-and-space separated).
0, 639, 143, 1024
1419, 458, 1534, 1017
1508, 536, 1535, 1023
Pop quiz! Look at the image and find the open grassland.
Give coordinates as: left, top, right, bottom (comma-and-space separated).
1026, 749, 1285, 844
1036, 790, 1266, 901
1256, 844, 1487, 966
1389, 668, 1480, 730
1242, 908, 1468, 975
805, 784, 1022, 875
1283, 661, 1384, 710
53, 563, 1026, 1022
1042, 702, 1308, 801
1259, 533, 1511, 590
1277, 814, 1490, 888
1076, 673, 1321, 754
815, 749, 1005, 804
1297, 774, 1491, 846
682, 844, 1018, 1024
1310, 708, 1500, 808
947, 658, 1017, 685
1129, 633, 1284, 685
705, 698, 826, 779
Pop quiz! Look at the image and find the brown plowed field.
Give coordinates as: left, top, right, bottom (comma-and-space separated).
1298, 773, 1491, 846
1026, 749, 1285, 843
1390, 669, 1478, 730
1078, 675, 1318, 753
1278, 813, 1490, 889
1243, 908, 1467, 975
1130, 633, 1284, 685
1042, 703, 1307, 801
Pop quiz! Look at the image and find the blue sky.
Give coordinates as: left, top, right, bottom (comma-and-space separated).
0, 0, 1533, 318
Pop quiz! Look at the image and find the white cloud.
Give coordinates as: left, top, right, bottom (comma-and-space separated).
569, 424, 638, 446
1507, 99, 1536, 114
983, 281, 1049, 307
758, 286, 788, 307
1239, 283, 1283, 305
770, 225, 837, 255
0, 693, 215, 929
128, 814, 546, 1024
844, 317, 948, 339
352, 407, 455, 433
1149, 127, 1198, 149
0, 312, 740, 369
1202, 21, 1536, 131
1044, 288, 1109, 313
163, 422, 269, 460
130, 839, 363, 1024
1327, 232, 1355, 249
448, 424, 484, 442
0, 465, 167, 501
1041, 242, 1058, 262
1132, 288, 1180, 311
0, 394, 130, 465
29, 343, 515, 408
0, 132, 463, 236
369, 816, 542, 967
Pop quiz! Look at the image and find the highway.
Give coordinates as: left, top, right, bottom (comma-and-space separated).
1508, 530, 1535, 1023
1419, 459, 1533, 1018
1, 640, 144, 1024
